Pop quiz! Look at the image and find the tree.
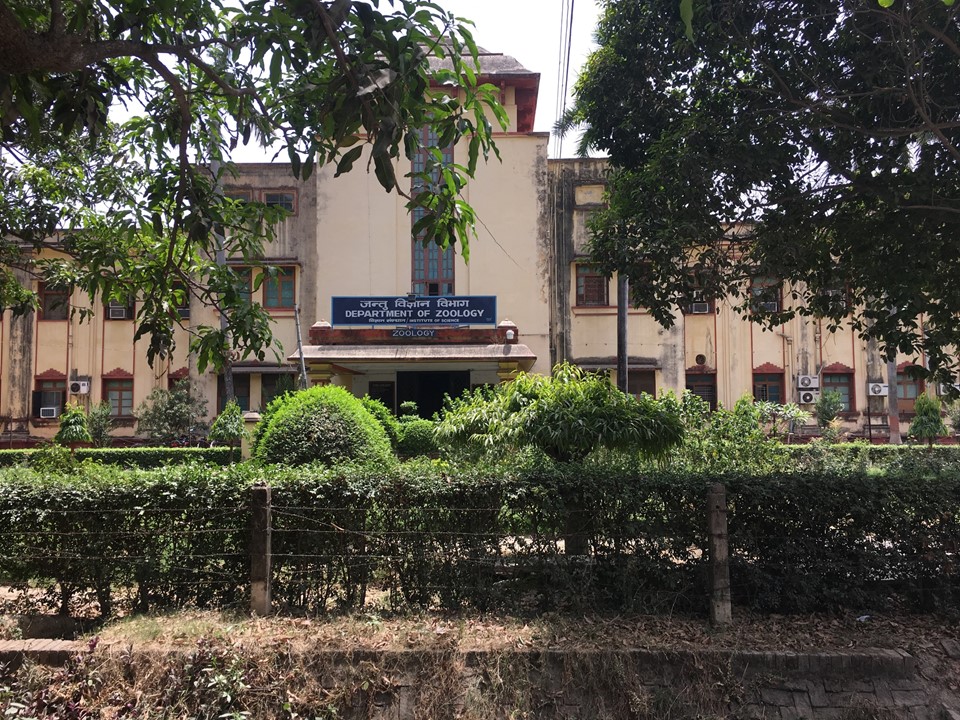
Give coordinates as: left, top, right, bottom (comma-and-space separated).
0, 0, 506, 370
562, 0, 960, 383
208, 399, 247, 460
135, 379, 208, 444
909, 393, 949, 447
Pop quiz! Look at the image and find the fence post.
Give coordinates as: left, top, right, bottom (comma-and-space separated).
250, 484, 272, 616
707, 483, 732, 626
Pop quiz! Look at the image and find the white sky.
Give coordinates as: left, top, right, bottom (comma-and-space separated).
434, 0, 601, 157
230, 1, 601, 162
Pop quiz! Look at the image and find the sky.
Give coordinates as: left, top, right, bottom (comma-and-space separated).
432, 0, 602, 157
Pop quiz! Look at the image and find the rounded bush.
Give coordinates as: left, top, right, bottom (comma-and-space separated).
255, 385, 392, 466
397, 418, 439, 458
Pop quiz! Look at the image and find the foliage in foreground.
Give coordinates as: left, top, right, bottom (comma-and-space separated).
437, 362, 685, 463
1, 453, 958, 617
254, 385, 392, 467
0, 0, 506, 371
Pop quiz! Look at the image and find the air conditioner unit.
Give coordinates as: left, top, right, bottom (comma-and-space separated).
797, 375, 820, 389
758, 300, 780, 313
108, 305, 128, 320
689, 302, 711, 315
798, 390, 820, 405
69, 380, 90, 395
39, 406, 59, 419
867, 383, 889, 397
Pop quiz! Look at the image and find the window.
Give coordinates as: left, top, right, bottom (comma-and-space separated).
106, 298, 135, 320
32, 380, 66, 418
822, 373, 853, 412
753, 373, 784, 403
411, 127, 455, 296
263, 191, 296, 213
686, 373, 717, 411
39, 283, 68, 321
628, 370, 657, 398
233, 267, 253, 303
264, 267, 296, 309
750, 276, 781, 313
575, 264, 609, 306
223, 188, 252, 202
261, 373, 296, 409
897, 372, 923, 414
218, 374, 250, 412
104, 379, 134, 416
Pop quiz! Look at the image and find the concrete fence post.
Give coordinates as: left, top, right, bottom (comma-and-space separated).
250, 485, 272, 616
707, 483, 732, 626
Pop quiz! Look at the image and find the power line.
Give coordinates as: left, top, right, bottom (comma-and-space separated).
555, 0, 576, 158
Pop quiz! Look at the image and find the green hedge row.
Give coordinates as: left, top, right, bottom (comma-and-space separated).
0, 458, 957, 616
0, 446, 235, 468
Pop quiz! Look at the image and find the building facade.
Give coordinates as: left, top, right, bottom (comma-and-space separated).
0, 47, 939, 444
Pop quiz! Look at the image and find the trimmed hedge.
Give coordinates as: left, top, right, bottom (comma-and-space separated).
0, 446, 234, 469
785, 442, 960, 472
1, 458, 958, 616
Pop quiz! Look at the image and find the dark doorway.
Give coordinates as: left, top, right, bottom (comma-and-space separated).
397, 371, 470, 418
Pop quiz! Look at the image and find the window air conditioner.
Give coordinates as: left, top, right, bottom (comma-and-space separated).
108, 305, 128, 320
798, 390, 819, 405
867, 383, 889, 397
689, 302, 711, 314
39, 406, 59, 419
797, 375, 820, 389
758, 300, 780, 313
69, 380, 91, 395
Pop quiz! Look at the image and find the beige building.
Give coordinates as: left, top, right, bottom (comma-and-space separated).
0, 47, 935, 444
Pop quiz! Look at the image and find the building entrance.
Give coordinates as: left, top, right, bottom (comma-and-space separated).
397, 371, 470, 418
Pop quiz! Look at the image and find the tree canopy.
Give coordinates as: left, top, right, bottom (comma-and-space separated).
563, 0, 960, 382
0, 0, 505, 369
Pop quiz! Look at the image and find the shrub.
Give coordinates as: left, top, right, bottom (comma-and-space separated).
54, 403, 92, 446
670, 394, 788, 473
397, 418, 439, 458
361, 395, 401, 450
86, 401, 114, 447
136, 379, 208, 444
909, 393, 948, 447
946, 400, 960, 434
815, 389, 844, 428
254, 385, 392, 466
437, 362, 685, 463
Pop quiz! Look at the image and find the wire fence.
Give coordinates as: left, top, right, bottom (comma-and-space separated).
1, 478, 957, 618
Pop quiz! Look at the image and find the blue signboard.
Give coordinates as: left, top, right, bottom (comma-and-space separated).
332, 296, 496, 326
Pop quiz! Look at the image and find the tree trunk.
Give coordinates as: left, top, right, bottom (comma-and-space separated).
886, 356, 901, 444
